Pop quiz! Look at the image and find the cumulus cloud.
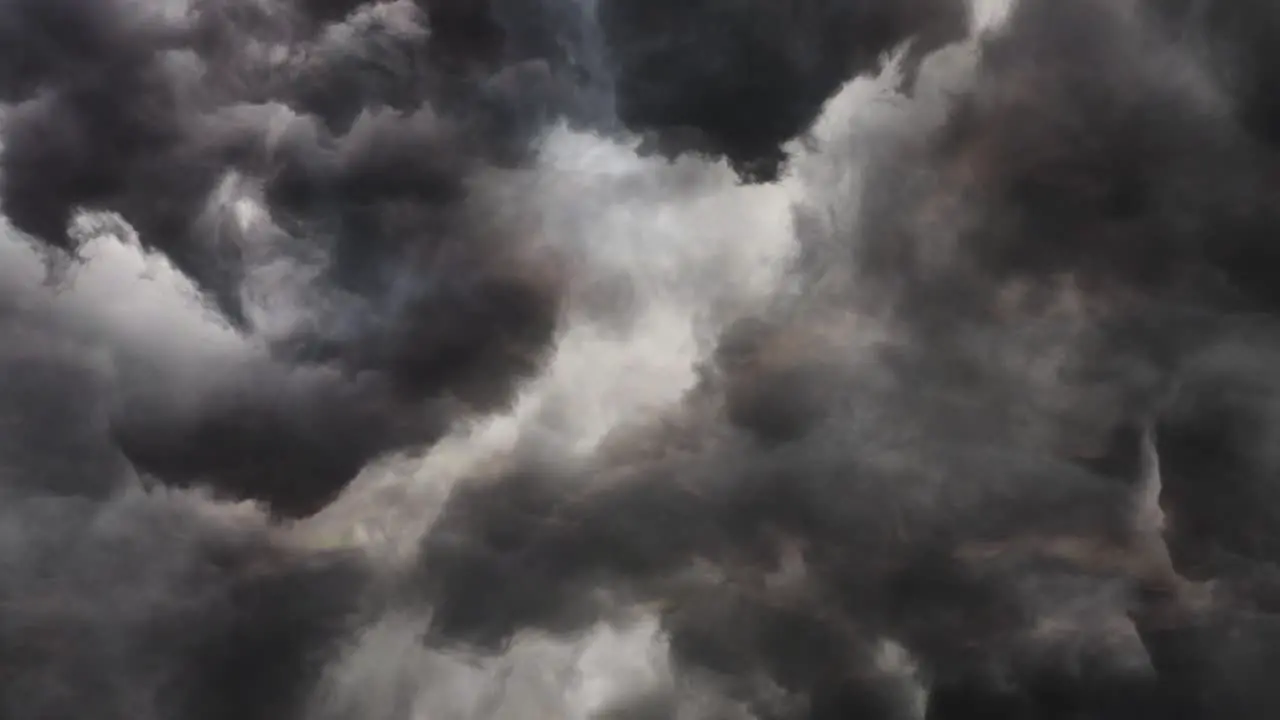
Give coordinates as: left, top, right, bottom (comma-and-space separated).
4, 1, 1280, 719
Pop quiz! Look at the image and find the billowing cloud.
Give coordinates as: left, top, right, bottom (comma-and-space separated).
3, 1, 1280, 718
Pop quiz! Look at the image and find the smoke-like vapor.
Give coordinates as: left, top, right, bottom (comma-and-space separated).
5, 0, 1280, 718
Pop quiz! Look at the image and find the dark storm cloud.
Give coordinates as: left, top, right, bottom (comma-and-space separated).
0, 0, 588, 712
416, 395, 1185, 716
9, 0, 1280, 719
1146, 0, 1280, 149
0, 0, 572, 515
0, 263, 376, 720
0, 488, 373, 720
0, 0, 975, 520
409, 0, 975, 178
0, 312, 134, 501
411, 1, 1280, 718
596, 0, 972, 179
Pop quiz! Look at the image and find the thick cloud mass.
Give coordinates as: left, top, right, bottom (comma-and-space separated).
597, 0, 972, 178
6, 0, 1280, 718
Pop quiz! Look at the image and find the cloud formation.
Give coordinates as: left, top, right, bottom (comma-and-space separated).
4, 0, 1280, 718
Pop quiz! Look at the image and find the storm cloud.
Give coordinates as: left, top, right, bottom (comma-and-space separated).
3, 0, 1280, 719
